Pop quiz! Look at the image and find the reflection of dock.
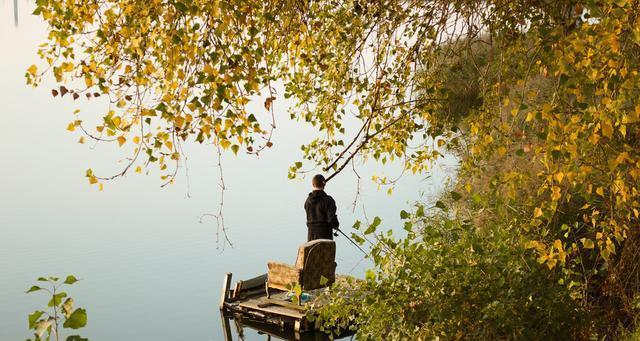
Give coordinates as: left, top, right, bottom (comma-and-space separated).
220, 311, 336, 341
219, 273, 356, 340
14, 0, 18, 27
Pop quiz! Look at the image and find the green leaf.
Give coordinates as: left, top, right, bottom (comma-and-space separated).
363, 224, 376, 235
351, 233, 364, 244
66, 336, 89, 341
352, 220, 361, 230
403, 221, 413, 232
37, 277, 48, 282
63, 275, 79, 285
371, 216, 382, 228
471, 193, 483, 204
365, 269, 376, 282
450, 191, 462, 201
48, 292, 67, 307
26, 286, 42, 293
364, 217, 381, 235
28, 311, 45, 329
319, 275, 329, 286
173, 2, 188, 13
399, 210, 410, 219
231, 144, 239, 155
63, 308, 87, 329
435, 201, 447, 211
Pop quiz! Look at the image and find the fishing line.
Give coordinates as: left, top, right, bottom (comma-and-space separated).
334, 228, 368, 256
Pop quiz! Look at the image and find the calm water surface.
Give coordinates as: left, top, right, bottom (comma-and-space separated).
0, 2, 457, 340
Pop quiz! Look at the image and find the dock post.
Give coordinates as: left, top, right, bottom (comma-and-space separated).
219, 272, 232, 310
219, 312, 233, 341
294, 320, 302, 340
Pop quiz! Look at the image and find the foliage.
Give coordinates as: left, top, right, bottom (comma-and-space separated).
315, 206, 581, 340
457, 0, 640, 334
285, 282, 303, 305
26, 0, 458, 186
26, 275, 89, 341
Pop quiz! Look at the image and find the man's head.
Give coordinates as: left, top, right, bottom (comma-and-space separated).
312, 174, 326, 190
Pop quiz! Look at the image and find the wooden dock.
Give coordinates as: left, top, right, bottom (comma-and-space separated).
219, 272, 355, 339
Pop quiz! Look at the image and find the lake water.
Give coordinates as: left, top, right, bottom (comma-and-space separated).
0, 1, 457, 340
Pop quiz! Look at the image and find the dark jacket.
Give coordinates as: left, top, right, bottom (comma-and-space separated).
304, 190, 339, 240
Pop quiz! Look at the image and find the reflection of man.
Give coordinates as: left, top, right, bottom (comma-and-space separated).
304, 174, 339, 241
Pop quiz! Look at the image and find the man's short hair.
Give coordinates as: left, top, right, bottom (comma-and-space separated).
312, 174, 326, 189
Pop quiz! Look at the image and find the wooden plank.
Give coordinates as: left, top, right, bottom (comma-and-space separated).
239, 298, 306, 319
240, 273, 267, 291
261, 298, 307, 312
237, 287, 265, 300
219, 272, 232, 310
233, 281, 242, 299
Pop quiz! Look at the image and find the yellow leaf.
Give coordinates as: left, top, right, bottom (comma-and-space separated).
551, 186, 562, 201
27, 64, 38, 75
596, 187, 604, 196
67, 123, 76, 132
554, 172, 564, 183
546, 258, 557, 270
470, 124, 479, 135
497, 146, 507, 156
99, 183, 104, 191
117, 136, 126, 146
525, 240, 540, 249
534, 207, 543, 218
135, 166, 142, 173
112, 116, 121, 128
203, 64, 218, 76
84, 76, 93, 88
78, 136, 85, 144
581, 238, 595, 249
601, 121, 613, 138
464, 182, 472, 193
553, 239, 563, 250
89, 176, 98, 184
525, 111, 535, 122
174, 116, 185, 128
133, 136, 140, 144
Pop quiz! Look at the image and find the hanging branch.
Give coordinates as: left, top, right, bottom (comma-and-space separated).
200, 140, 233, 250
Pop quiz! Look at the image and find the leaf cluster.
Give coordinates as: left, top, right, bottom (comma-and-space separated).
26, 275, 88, 341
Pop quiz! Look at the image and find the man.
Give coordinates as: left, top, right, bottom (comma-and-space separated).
304, 174, 339, 241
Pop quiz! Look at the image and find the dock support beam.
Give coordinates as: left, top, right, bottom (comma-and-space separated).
219, 272, 232, 310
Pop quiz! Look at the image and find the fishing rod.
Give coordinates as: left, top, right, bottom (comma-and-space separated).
334, 228, 368, 256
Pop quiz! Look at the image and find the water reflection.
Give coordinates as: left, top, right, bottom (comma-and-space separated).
220, 312, 352, 341
13, 0, 18, 26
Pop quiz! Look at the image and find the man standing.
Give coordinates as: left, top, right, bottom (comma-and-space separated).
304, 174, 339, 241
